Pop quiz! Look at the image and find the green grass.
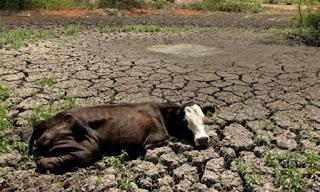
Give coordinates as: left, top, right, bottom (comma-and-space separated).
270, 27, 320, 38
253, 135, 264, 146
0, 138, 10, 155
187, 0, 263, 13
236, 158, 264, 187
0, 84, 10, 102
37, 77, 56, 88
304, 136, 320, 143
0, 102, 11, 131
61, 95, 76, 110
264, 150, 320, 191
263, 0, 301, 4
28, 95, 76, 127
64, 25, 80, 36
100, 24, 187, 33
261, 119, 275, 130
102, 150, 134, 191
28, 104, 57, 127
0, 28, 52, 49
305, 151, 320, 178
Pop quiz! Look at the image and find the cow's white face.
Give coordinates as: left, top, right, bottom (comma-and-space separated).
184, 104, 210, 147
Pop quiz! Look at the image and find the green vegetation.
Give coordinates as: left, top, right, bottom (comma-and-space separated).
102, 150, 134, 191
264, 150, 320, 191
205, 111, 214, 118
28, 95, 76, 127
0, 28, 51, 49
261, 119, 275, 130
0, 102, 11, 131
28, 104, 57, 127
0, 84, 10, 102
94, 176, 103, 186
61, 95, 76, 111
304, 135, 320, 143
64, 25, 80, 36
100, 24, 186, 33
37, 77, 57, 88
236, 158, 264, 187
263, 0, 300, 4
186, 0, 263, 13
0, 138, 10, 155
0, 0, 95, 9
253, 135, 264, 146
11, 141, 29, 155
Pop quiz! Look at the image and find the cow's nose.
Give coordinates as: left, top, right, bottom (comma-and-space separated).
195, 136, 210, 147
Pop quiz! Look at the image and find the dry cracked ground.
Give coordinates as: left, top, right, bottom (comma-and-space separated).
0, 12, 320, 192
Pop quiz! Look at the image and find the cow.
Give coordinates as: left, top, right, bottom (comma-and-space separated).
29, 102, 212, 173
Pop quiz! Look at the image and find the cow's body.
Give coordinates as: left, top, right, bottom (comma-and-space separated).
30, 102, 210, 173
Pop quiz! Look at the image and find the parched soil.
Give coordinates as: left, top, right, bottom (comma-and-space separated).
0, 10, 320, 192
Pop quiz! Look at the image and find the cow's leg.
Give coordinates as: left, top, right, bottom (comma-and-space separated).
36, 150, 94, 173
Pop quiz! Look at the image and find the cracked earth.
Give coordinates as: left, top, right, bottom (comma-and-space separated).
0, 11, 319, 192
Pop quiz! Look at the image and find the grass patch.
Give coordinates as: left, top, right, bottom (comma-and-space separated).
264, 150, 320, 191
0, 28, 52, 49
37, 77, 56, 88
99, 0, 143, 9
261, 119, 275, 130
236, 158, 264, 187
186, 0, 263, 13
253, 135, 264, 146
0, 138, 10, 155
304, 135, 319, 143
102, 150, 134, 191
270, 27, 320, 38
0, 84, 10, 102
28, 95, 76, 127
64, 25, 80, 36
0, 102, 11, 131
28, 104, 57, 127
100, 24, 186, 33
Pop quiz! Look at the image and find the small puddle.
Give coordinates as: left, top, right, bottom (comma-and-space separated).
147, 44, 218, 57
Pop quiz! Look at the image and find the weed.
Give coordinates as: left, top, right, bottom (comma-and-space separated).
269, 27, 320, 38
94, 176, 103, 186
99, 0, 143, 9
0, 28, 51, 49
236, 158, 264, 187
32, 0, 92, 9
28, 104, 57, 127
61, 95, 76, 110
0, 84, 9, 102
263, 150, 319, 191
275, 166, 303, 192
11, 141, 29, 155
264, 151, 278, 167
118, 178, 134, 192
37, 77, 56, 88
102, 150, 134, 191
0, 102, 11, 131
206, 111, 214, 118
188, 0, 263, 13
254, 135, 264, 146
305, 151, 320, 178
64, 25, 80, 36
100, 24, 185, 33
304, 136, 319, 143
0, 138, 10, 155
261, 119, 275, 130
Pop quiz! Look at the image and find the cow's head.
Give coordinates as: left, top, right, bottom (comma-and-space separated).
184, 104, 210, 147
